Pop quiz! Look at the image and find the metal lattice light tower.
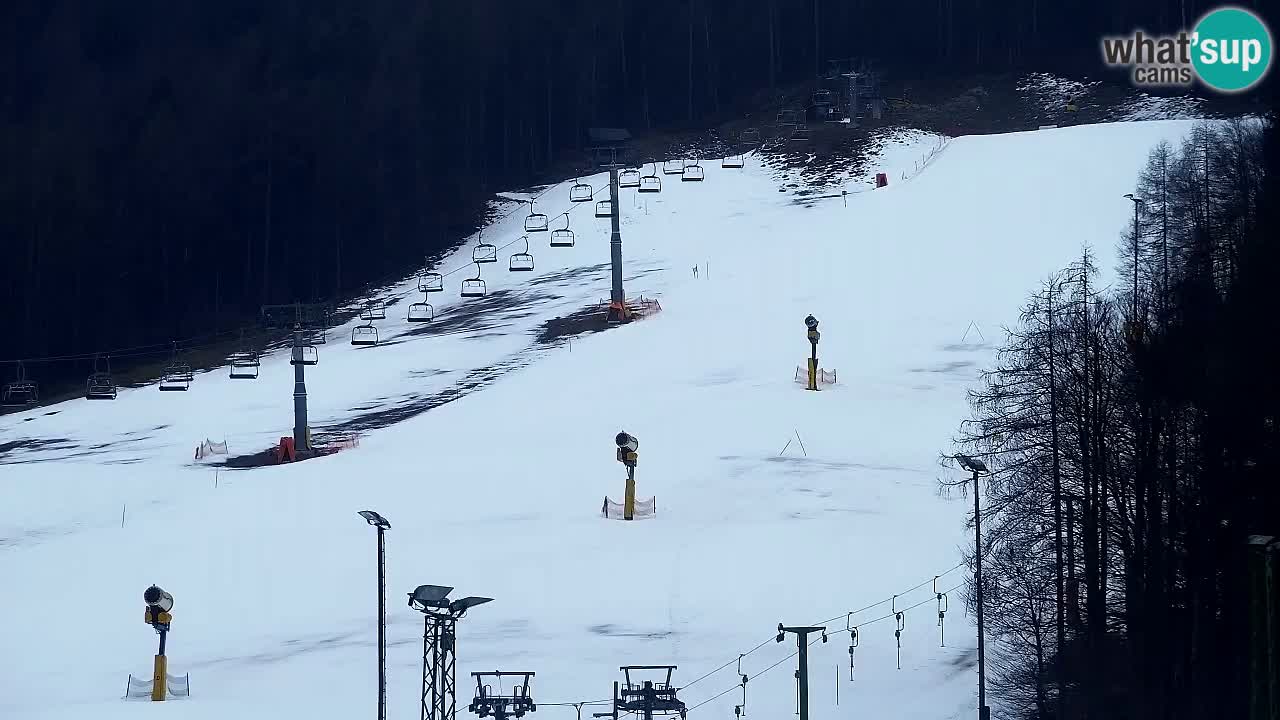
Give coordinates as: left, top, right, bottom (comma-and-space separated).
409, 585, 493, 720
359, 511, 391, 720
955, 454, 991, 720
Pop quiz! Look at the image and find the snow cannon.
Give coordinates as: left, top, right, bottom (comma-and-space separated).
144, 585, 174, 613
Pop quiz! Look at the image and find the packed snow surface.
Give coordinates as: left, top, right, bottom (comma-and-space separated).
0, 120, 1199, 720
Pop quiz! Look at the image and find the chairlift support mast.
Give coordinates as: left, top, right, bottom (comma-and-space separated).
602, 666, 687, 720
605, 164, 628, 323
261, 301, 332, 453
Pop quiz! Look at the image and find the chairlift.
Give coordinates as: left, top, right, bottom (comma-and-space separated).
461, 263, 487, 298
681, 162, 705, 182
722, 153, 745, 169
228, 351, 260, 380
524, 200, 549, 232
418, 268, 444, 293
595, 199, 612, 218
2, 361, 39, 406
509, 236, 535, 272
569, 178, 594, 203
812, 89, 834, 105
407, 300, 434, 323
360, 301, 386, 321
473, 230, 498, 264
639, 161, 662, 193
350, 322, 379, 347
159, 343, 193, 392
741, 128, 761, 144
662, 159, 684, 175
86, 355, 118, 399
790, 125, 811, 141
290, 343, 318, 366
550, 213, 574, 247
619, 168, 641, 188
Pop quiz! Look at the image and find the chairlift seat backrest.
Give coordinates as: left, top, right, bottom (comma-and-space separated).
351, 325, 379, 347
662, 160, 683, 175
419, 272, 444, 293
509, 253, 535, 272
473, 243, 498, 263
407, 302, 434, 323
681, 165, 704, 181
550, 228, 575, 247
570, 183, 593, 202
524, 213, 549, 232
595, 200, 612, 217
722, 155, 744, 169
461, 279, 486, 298
619, 169, 641, 187
639, 175, 662, 193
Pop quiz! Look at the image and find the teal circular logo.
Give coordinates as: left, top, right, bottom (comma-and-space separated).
1191, 7, 1272, 92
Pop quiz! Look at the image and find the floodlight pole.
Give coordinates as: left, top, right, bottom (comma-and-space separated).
607, 166, 627, 323
359, 512, 391, 720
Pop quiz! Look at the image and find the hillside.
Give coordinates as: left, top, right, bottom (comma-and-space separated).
0, 119, 1200, 720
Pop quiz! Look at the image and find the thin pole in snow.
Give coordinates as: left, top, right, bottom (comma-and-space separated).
779, 438, 793, 456
794, 429, 808, 456
121, 504, 126, 528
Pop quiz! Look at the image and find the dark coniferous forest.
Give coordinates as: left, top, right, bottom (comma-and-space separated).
1, 0, 1272, 369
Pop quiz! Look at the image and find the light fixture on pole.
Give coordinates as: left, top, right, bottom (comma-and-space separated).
358, 510, 391, 720
409, 584, 493, 720
954, 453, 991, 720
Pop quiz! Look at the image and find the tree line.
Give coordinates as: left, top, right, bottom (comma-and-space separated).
949, 115, 1279, 719
0, 0, 1264, 379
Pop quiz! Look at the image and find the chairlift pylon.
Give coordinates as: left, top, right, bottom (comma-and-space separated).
638, 161, 662, 193
569, 178, 594, 203
473, 230, 498, 264
595, 199, 612, 218
2, 361, 39, 406
524, 199, 549, 232
619, 167, 641, 188
550, 213, 575, 247
86, 354, 118, 399
461, 262, 487, 298
509, 235, 535, 272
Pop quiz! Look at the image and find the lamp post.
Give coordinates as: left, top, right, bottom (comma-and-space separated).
409, 585, 493, 720
1124, 194, 1143, 322
359, 511, 392, 720
804, 315, 821, 391
955, 454, 990, 720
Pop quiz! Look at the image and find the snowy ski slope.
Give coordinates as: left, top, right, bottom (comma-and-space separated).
0, 120, 1199, 720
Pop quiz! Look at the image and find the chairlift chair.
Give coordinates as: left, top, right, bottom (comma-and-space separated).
461, 263, 487, 298
595, 200, 612, 217
569, 179, 594, 202
812, 89, 833, 105
639, 161, 662, 193
407, 300, 434, 323
550, 213, 575, 247
509, 236, 534, 272
619, 168, 641, 188
662, 159, 684, 175
681, 162, 705, 182
741, 128, 761, 144
524, 200, 549, 232
158, 372, 190, 392
228, 351, 260, 380
85, 355, 118, 399
350, 322, 379, 347
722, 153, 745, 169
473, 231, 498, 264
418, 270, 444, 293
790, 125, 811, 141
2, 362, 39, 406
